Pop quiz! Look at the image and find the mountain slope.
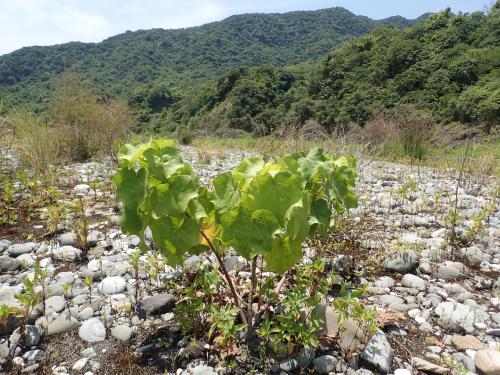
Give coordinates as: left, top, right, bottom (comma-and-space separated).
0, 7, 422, 107
159, 7, 499, 134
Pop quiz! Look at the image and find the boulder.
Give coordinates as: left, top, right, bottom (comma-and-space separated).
361, 330, 393, 374
137, 293, 176, 318
79, 318, 106, 342
474, 350, 500, 375
98, 276, 126, 295
383, 251, 417, 273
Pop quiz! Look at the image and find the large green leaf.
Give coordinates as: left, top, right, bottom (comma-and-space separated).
114, 167, 147, 208
309, 198, 331, 235
249, 209, 280, 254
151, 175, 199, 218
150, 216, 201, 266
220, 205, 253, 258
212, 172, 240, 213
285, 193, 311, 242
243, 171, 305, 226
265, 236, 302, 274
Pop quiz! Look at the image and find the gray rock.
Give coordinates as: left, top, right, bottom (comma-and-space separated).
16, 253, 35, 268
383, 251, 417, 273
436, 265, 461, 281
0, 256, 22, 272
58, 232, 75, 247
361, 330, 393, 374
46, 314, 80, 335
79, 318, 106, 342
98, 276, 126, 295
137, 293, 176, 318
493, 277, 500, 298
401, 274, 426, 291
111, 325, 131, 341
51, 246, 82, 261
45, 295, 66, 314
73, 184, 91, 194
375, 276, 395, 288
296, 346, 315, 367
452, 352, 476, 372
8, 243, 33, 256
0, 340, 10, 358
313, 355, 338, 374
412, 357, 448, 374
460, 245, 490, 266
9, 325, 41, 347
379, 295, 407, 312
434, 302, 476, 333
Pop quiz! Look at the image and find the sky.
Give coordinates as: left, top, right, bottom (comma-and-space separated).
0, 0, 491, 56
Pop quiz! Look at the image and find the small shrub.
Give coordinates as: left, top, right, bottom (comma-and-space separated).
177, 128, 193, 145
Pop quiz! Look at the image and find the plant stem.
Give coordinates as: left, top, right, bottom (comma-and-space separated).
200, 229, 248, 326
247, 256, 258, 337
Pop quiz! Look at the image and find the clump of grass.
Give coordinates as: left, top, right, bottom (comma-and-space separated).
8, 73, 131, 178
50, 73, 131, 161
177, 127, 194, 145
364, 109, 429, 161
9, 111, 61, 175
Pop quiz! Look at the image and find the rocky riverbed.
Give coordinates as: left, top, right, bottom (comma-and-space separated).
0, 146, 499, 375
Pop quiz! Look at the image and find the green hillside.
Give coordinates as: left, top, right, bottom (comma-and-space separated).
0, 7, 420, 109
167, 6, 499, 135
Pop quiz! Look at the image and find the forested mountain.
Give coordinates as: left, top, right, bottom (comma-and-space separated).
0, 7, 421, 108
159, 6, 499, 135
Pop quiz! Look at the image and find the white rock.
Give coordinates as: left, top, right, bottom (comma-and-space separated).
98, 276, 126, 295
72, 357, 89, 371
51, 246, 82, 261
79, 318, 106, 342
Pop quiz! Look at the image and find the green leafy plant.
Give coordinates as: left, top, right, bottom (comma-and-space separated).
209, 304, 245, 347
114, 139, 357, 337
12, 274, 42, 356
70, 197, 89, 258
128, 250, 141, 303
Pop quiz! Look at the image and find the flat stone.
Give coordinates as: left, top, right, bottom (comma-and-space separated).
180, 365, 217, 375
8, 244, 33, 256
379, 295, 407, 312
137, 293, 176, 318
98, 276, 126, 295
111, 325, 131, 341
72, 357, 89, 371
0, 255, 22, 272
79, 318, 106, 342
451, 335, 486, 351
16, 253, 35, 268
51, 246, 82, 261
59, 232, 76, 246
412, 357, 448, 374
46, 315, 80, 335
45, 295, 66, 314
383, 251, 418, 273
361, 330, 393, 374
73, 184, 91, 194
401, 274, 426, 291
474, 350, 500, 375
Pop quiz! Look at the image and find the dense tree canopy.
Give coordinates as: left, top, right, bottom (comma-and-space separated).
1, 5, 498, 134
0, 7, 420, 110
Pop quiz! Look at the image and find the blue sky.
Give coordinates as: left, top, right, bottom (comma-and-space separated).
0, 0, 490, 55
